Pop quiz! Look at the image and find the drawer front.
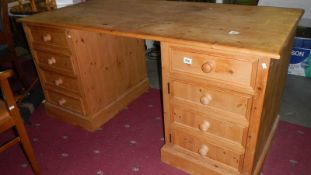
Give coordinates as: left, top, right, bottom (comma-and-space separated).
45, 90, 85, 114
36, 50, 75, 75
173, 129, 242, 169
172, 81, 251, 116
172, 106, 246, 144
170, 48, 257, 88
29, 26, 69, 48
40, 70, 80, 94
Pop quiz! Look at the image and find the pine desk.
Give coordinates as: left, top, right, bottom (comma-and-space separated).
20, 1, 303, 174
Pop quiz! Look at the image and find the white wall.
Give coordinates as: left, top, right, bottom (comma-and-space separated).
56, 0, 85, 8
258, 0, 311, 27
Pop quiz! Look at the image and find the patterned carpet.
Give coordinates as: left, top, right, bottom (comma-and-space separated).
0, 89, 310, 175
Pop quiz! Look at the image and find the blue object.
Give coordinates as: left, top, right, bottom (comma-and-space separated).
289, 37, 311, 78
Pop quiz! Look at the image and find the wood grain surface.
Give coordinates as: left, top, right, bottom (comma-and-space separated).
20, 0, 303, 59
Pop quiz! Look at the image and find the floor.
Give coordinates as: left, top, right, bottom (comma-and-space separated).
2, 90, 310, 175
280, 74, 311, 127
145, 44, 311, 128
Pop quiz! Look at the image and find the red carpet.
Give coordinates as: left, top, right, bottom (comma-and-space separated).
262, 121, 311, 175
0, 89, 310, 175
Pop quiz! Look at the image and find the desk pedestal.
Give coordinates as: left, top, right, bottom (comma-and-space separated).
23, 24, 148, 131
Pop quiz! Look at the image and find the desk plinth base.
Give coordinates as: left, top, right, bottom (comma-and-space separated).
161, 144, 239, 175
44, 79, 149, 132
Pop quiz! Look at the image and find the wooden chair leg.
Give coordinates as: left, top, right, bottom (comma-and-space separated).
2, 77, 39, 174
15, 120, 40, 174
1, 71, 39, 174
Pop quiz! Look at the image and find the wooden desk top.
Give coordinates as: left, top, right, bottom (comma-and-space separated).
20, 0, 303, 59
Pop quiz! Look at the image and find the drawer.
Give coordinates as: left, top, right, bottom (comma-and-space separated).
172, 105, 246, 144
172, 129, 242, 169
29, 26, 69, 48
40, 70, 80, 94
171, 81, 252, 116
170, 47, 257, 88
45, 90, 85, 114
35, 50, 75, 75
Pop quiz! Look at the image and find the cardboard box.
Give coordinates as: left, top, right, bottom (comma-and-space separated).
288, 37, 311, 78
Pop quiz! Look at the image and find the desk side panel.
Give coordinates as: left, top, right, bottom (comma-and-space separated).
69, 30, 148, 116
251, 30, 295, 175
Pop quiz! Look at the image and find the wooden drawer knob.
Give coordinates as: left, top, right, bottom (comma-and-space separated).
199, 121, 210, 132
55, 78, 63, 86
58, 99, 66, 106
200, 94, 212, 105
201, 62, 214, 73
48, 57, 56, 65
199, 145, 209, 156
42, 33, 52, 42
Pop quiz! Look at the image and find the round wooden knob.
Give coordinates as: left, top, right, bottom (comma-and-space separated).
55, 78, 63, 86
58, 99, 66, 106
199, 121, 210, 132
199, 145, 209, 156
201, 62, 214, 73
200, 94, 212, 105
48, 57, 56, 65
42, 34, 52, 42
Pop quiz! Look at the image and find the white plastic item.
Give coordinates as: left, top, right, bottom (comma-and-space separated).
56, 0, 84, 8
